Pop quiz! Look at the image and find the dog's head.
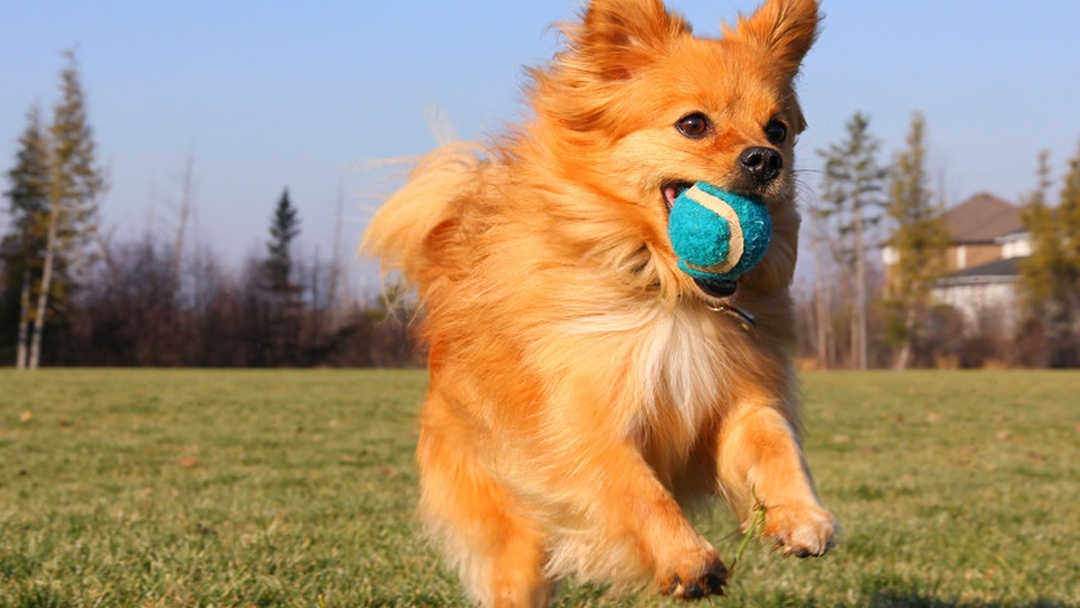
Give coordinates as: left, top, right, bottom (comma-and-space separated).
526, 0, 819, 303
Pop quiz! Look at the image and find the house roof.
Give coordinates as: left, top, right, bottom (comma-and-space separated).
944, 193, 1023, 244
936, 256, 1023, 286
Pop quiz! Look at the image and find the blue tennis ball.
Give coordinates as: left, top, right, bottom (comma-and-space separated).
667, 182, 772, 282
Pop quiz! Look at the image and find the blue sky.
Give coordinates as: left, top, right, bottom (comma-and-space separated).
4, 1, 1080, 292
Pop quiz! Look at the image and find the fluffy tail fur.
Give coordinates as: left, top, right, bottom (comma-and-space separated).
360, 143, 483, 285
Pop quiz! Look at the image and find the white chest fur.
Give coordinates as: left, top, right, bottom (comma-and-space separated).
636, 306, 728, 437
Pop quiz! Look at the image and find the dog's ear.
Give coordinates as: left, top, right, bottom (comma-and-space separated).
570, 0, 690, 81
724, 0, 820, 78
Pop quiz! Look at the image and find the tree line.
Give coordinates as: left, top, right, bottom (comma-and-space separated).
6, 56, 1080, 369
1, 53, 421, 369
801, 110, 1080, 369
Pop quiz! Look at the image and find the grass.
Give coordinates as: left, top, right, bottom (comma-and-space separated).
0, 369, 1077, 607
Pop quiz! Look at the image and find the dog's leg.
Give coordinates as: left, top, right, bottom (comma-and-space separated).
716, 403, 836, 557
615, 452, 729, 599
544, 428, 727, 599
417, 395, 554, 608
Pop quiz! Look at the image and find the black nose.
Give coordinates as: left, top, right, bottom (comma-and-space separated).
738, 147, 783, 186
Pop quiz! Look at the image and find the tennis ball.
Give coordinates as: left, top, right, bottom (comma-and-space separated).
667, 182, 772, 283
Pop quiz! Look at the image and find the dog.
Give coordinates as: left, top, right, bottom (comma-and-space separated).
363, 0, 834, 605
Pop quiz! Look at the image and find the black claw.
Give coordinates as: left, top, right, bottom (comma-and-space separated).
683, 581, 704, 599
705, 572, 726, 594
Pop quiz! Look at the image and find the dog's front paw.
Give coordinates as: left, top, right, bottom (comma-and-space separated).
764, 503, 837, 558
656, 544, 728, 600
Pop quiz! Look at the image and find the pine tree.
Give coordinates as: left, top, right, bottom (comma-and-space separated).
885, 112, 948, 369
1021, 143, 1080, 367
1060, 143, 1080, 273
1, 105, 50, 369
265, 187, 300, 292
1019, 151, 1058, 304
814, 112, 887, 369
1061, 145, 1080, 365
25, 50, 105, 369
261, 187, 301, 365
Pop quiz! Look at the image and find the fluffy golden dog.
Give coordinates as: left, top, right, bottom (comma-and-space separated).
363, 0, 834, 605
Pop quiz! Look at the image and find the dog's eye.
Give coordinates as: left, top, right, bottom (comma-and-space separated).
676, 113, 711, 139
764, 119, 788, 145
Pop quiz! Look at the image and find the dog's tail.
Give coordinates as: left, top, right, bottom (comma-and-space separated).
361, 143, 483, 287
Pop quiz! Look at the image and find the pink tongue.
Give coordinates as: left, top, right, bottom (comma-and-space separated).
663, 184, 680, 209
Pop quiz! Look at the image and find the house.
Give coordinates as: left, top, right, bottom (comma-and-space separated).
938, 193, 1029, 272
882, 193, 1030, 332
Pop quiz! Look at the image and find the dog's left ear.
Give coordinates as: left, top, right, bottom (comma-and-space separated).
724, 0, 820, 78
572, 0, 690, 81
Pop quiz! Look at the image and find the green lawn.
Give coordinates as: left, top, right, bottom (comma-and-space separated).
1, 369, 1077, 607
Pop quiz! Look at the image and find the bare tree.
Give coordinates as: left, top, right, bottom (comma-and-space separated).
808, 227, 836, 368
170, 152, 195, 291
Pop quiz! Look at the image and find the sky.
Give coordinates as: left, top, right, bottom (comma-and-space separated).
4, 0, 1080, 294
